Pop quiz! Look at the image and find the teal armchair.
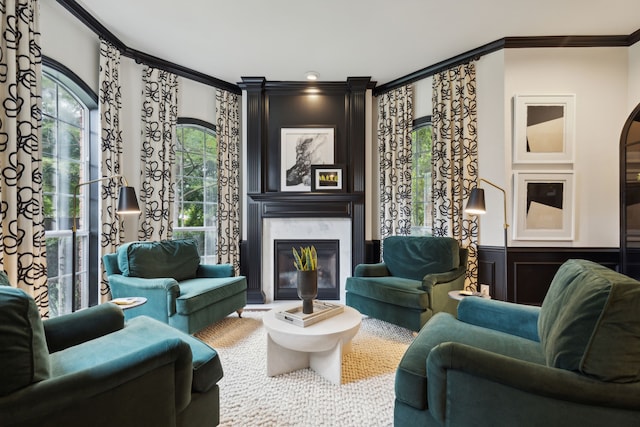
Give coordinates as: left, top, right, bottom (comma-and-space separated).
0, 286, 223, 427
345, 236, 468, 331
103, 239, 247, 334
395, 259, 640, 426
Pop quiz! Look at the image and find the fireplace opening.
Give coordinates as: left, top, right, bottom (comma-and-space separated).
274, 239, 340, 300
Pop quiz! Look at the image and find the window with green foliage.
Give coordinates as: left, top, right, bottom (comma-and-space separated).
411, 119, 433, 235
174, 122, 218, 264
42, 71, 90, 316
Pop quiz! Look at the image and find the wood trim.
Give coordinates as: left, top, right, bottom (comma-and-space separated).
503, 35, 630, 48
55, 0, 241, 94
55, 0, 639, 97
43, 56, 98, 104
373, 39, 504, 96
176, 117, 215, 130
374, 32, 640, 95
619, 103, 640, 277
413, 115, 432, 128
478, 246, 619, 305
629, 28, 640, 46
241, 78, 369, 303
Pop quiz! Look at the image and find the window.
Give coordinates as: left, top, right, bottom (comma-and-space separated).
410, 117, 433, 235
42, 69, 94, 316
174, 121, 218, 264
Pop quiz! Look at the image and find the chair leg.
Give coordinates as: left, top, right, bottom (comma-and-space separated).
236, 309, 243, 318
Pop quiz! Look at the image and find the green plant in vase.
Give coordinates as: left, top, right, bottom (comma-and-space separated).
292, 246, 318, 314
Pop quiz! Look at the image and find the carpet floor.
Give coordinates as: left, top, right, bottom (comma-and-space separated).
195, 310, 415, 427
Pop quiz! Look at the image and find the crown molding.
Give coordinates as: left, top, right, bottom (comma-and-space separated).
53, 1, 638, 98
374, 32, 640, 96
55, 0, 241, 94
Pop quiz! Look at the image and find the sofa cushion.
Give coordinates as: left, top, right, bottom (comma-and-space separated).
176, 277, 247, 315
118, 239, 200, 281
539, 259, 640, 382
0, 286, 50, 396
345, 276, 429, 309
125, 316, 223, 393
383, 236, 460, 281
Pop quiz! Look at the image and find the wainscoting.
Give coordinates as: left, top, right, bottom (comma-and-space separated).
478, 246, 620, 305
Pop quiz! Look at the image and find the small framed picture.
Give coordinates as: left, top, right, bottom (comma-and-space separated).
310, 164, 345, 192
512, 94, 576, 164
513, 171, 575, 241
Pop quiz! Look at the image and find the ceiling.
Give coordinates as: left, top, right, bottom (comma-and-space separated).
74, 0, 640, 87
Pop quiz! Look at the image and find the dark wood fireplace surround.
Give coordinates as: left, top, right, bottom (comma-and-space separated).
238, 77, 374, 303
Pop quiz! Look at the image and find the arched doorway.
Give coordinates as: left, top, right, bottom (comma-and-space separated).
620, 102, 640, 278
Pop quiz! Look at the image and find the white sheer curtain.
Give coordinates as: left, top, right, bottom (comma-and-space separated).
0, 0, 48, 316
377, 85, 414, 241
432, 62, 479, 290
138, 66, 178, 241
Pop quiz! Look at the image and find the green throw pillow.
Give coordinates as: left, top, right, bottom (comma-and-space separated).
0, 270, 11, 286
0, 286, 50, 395
539, 259, 640, 383
383, 236, 460, 281
117, 239, 201, 281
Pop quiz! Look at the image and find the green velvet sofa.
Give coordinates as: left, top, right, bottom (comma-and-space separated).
394, 259, 640, 426
345, 236, 468, 331
0, 285, 223, 427
103, 239, 247, 334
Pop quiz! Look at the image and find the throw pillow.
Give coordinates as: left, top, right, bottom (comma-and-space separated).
539, 259, 640, 383
0, 286, 50, 395
383, 236, 460, 280
0, 270, 11, 286
117, 239, 201, 281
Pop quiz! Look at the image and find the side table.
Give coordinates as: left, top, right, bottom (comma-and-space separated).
448, 290, 491, 301
110, 297, 147, 309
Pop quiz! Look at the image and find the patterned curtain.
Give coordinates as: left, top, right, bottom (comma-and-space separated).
432, 62, 479, 290
0, 0, 48, 315
215, 89, 241, 273
138, 66, 178, 241
98, 38, 125, 302
377, 85, 413, 241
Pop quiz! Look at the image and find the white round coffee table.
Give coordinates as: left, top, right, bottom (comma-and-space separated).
263, 303, 361, 385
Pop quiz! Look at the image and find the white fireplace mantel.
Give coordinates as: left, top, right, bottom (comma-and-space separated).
262, 218, 352, 303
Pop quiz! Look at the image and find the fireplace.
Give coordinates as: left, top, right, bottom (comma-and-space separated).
274, 239, 340, 300
261, 217, 352, 303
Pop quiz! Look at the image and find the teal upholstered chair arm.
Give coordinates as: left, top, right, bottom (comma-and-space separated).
43, 303, 125, 353
107, 274, 181, 317
427, 341, 640, 424
197, 263, 234, 278
354, 262, 390, 277
457, 297, 541, 342
0, 338, 193, 426
421, 264, 466, 292
103, 252, 120, 275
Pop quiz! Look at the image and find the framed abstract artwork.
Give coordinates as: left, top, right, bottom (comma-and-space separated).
513, 171, 575, 240
280, 127, 335, 192
513, 94, 576, 164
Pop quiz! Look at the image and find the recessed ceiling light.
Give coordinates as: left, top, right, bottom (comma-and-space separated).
305, 71, 319, 81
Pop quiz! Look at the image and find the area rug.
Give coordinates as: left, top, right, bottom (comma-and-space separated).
195, 310, 414, 427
